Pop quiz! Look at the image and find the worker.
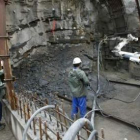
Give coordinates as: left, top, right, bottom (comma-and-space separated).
68, 57, 89, 119
0, 69, 6, 130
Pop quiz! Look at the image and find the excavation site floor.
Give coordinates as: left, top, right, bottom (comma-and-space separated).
98, 71, 140, 127
62, 97, 140, 140
0, 119, 16, 140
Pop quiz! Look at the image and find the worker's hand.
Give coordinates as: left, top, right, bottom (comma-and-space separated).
87, 85, 91, 90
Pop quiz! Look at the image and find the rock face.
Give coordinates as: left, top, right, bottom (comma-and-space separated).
7, 0, 96, 67
6, 0, 140, 94
7, 0, 140, 67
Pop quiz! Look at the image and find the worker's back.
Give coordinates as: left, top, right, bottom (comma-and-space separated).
68, 68, 89, 97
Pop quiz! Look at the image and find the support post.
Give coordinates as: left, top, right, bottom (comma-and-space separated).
0, 0, 16, 110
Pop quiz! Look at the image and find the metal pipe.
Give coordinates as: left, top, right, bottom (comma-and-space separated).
88, 130, 98, 140
39, 117, 43, 140
22, 105, 55, 140
62, 118, 93, 140
101, 128, 105, 139
44, 122, 48, 140
33, 118, 36, 135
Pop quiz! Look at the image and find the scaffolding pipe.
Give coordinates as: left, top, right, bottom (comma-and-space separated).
88, 130, 98, 140
22, 105, 55, 140
62, 118, 93, 140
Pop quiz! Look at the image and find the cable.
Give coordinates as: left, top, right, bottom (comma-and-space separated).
89, 86, 96, 94
102, 92, 140, 104
96, 99, 111, 118
134, 123, 140, 133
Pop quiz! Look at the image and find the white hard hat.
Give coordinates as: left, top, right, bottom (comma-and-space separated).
1, 61, 3, 67
73, 57, 82, 64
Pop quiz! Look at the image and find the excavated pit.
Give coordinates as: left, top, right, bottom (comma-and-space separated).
1, 0, 140, 139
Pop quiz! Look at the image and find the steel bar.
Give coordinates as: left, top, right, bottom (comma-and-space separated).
57, 132, 60, 140
0, 55, 10, 58
35, 104, 87, 139
19, 100, 22, 118
33, 118, 36, 135
27, 103, 32, 129
46, 118, 86, 140
39, 117, 43, 140
61, 100, 67, 128
55, 105, 59, 128
0, 36, 11, 38
44, 122, 48, 140
4, 77, 17, 82
101, 128, 105, 139
85, 122, 90, 137
23, 94, 91, 139
38, 121, 60, 140
53, 109, 73, 123
57, 106, 64, 131
49, 113, 52, 122
15, 96, 19, 114
77, 133, 80, 140
23, 103, 27, 122
27, 103, 30, 120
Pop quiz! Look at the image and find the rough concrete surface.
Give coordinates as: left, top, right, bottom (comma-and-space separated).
0, 120, 16, 140
62, 98, 140, 140
100, 71, 140, 126
95, 114, 140, 140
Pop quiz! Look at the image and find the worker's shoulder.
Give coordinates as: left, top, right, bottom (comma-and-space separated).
68, 69, 74, 76
76, 69, 85, 75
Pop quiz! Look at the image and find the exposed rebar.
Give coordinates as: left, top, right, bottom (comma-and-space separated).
22, 105, 55, 140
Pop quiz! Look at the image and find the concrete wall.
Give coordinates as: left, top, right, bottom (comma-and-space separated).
3, 100, 35, 140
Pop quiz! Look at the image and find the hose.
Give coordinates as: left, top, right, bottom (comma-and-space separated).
90, 40, 103, 128
88, 130, 98, 140
62, 118, 93, 140
22, 105, 55, 140
103, 92, 140, 103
